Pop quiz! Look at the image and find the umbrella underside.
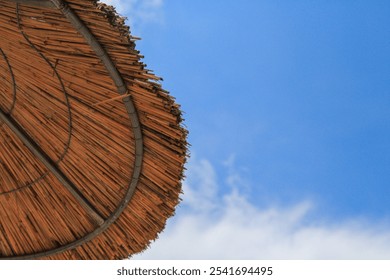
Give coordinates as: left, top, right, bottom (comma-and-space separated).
0, 0, 187, 259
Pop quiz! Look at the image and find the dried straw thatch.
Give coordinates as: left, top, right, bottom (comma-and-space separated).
0, 0, 187, 259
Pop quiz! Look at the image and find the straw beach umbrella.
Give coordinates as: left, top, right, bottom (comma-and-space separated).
0, 0, 187, 259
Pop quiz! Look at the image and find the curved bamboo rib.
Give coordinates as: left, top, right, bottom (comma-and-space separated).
51, 0, 129, 95
0, 48, 16, 116
16, 3, 74, 165
0, 4, 78, 195
0, 0, 145, 259
48, 0, 144, 232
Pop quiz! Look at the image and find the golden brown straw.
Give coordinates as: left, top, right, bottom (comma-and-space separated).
0, 0, 187, 259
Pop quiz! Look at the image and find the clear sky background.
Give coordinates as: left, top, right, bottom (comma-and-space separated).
106, 0, 390, 259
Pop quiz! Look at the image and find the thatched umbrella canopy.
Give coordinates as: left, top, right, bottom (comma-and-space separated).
0, 0, 187, 259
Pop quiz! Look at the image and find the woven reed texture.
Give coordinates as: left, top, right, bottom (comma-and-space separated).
0, 0, 187, 259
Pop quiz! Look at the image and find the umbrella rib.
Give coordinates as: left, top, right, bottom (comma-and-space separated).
50, 0, 129, 94
0, 109, 105, 226
0, 48, 17, 116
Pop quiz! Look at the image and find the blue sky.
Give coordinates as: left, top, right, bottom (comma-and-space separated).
106, 0, 390, 258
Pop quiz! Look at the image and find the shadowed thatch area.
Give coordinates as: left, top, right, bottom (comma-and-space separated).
0, 0, 187, 259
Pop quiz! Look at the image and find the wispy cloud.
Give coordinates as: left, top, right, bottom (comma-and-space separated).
133, 155, 390, 259
102, 0, 164, 28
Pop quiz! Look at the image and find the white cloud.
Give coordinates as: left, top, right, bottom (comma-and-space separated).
102, 0, 164, 28
133, 155, 390, 259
